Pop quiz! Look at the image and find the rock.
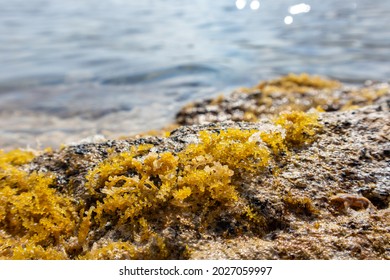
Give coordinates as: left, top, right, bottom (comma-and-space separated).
176, 73, 390, 126
0, 74, 389, 260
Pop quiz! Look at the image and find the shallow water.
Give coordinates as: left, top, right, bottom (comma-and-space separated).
0, 0, 389, 149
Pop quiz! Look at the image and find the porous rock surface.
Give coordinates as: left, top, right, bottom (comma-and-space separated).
2, 75, 390, 260
27, 101, 390, 259
176, 76, 390, 126
191, 102, 390, 259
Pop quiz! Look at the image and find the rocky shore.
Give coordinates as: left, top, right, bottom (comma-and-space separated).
0, 74, 389, 259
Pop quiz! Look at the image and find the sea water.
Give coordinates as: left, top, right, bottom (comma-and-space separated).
0, 0, 389, 149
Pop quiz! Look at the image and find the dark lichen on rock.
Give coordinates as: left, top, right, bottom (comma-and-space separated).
1, 74, 389, 260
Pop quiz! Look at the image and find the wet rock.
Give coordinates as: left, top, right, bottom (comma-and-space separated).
176, 74, 390, 126
1, 74, 389, 260
8, 102, 386, 260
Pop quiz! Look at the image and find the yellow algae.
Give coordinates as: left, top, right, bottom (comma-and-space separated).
172, 186, 192, 201
256, 73, 341, 94
77, 207, 95, 246
176, 73, 347, 127
0, 149, 79, 259
2, 72, 389, 259
1, 173, 76, 243
88, 110, 320, 229
274, 111, 321, 146
85, 144, 154, 194
79, 241, 137, 260
0, 150, 77, 244
0, 233, 68, 260
0, 167, 77, 244
283, 192, 319, 216
358, 86, 388, 101
210, 94, 225, 105
84, 126, 279, 250
256, 75, 388, 113
340, 102, 361, 111
8, 241, 68, 260
340, 85, 389, 111
243, 111, 258, 122
244, 206, 265, 224
0, 149, 36, 166
0, 109, 322, 259
192, 128, 271, 172
176, 161, 237, 206
90, 148, 179, 225
78, 218, 169, 260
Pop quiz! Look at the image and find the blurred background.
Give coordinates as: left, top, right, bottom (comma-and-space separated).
0, 0, 389, 150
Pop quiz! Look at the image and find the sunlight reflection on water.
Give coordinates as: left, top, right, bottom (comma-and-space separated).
289, 3, 311, 15
0, 0, 389, 149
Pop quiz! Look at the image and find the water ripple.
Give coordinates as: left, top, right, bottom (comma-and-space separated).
102, 64, 218, 85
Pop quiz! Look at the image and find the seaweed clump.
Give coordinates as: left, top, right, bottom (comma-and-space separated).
255, 73, 341, 94
1, 110, 321, 259
0, 149, 78, 259
78, 111, 321, 259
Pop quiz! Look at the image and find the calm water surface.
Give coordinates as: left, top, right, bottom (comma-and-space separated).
0, 0, 389, 149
